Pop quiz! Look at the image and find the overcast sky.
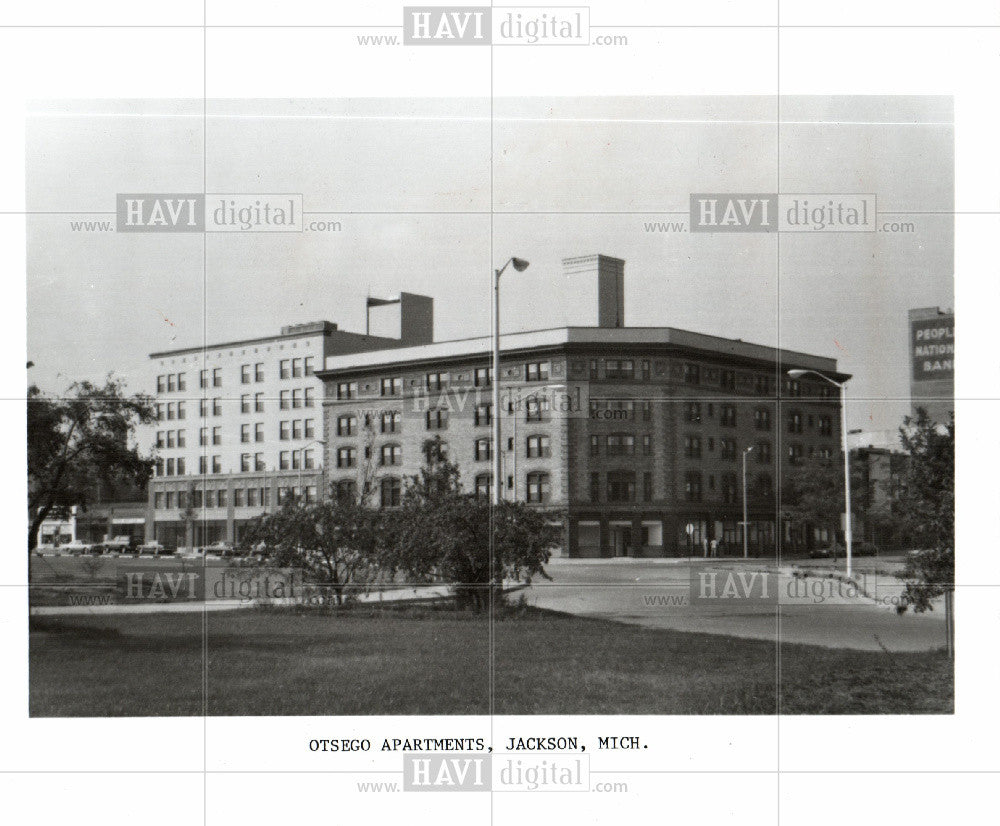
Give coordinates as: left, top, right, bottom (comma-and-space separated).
26, 96, 953, 432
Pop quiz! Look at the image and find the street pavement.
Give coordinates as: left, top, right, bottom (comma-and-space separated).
524, 557, 948, 652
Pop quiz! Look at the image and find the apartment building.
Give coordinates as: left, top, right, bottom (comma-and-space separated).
145, 294, 432, 546
317, 256, 846, 558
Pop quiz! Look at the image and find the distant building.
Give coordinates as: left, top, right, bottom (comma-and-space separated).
144, 297, 432, 547
317, 255, 847, 558
908, 306, 954, 424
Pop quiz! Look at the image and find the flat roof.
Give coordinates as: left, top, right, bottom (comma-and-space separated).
319, 326, 844, 378
150, 326, 397, 360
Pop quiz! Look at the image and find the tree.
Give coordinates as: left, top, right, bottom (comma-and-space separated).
27, 379, 155, 554
241, 493, 381, 606
894, 409, 954, 631
380, 439, 559, 611
780, 456, 864, 553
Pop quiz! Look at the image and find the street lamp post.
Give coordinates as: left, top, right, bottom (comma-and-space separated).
297, 439, 327, 505
741, 446, 754, 558
491, 256, 529, 506
786, 369, 853, 577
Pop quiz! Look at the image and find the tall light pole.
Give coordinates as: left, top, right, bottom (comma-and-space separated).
741, 445, 754, 558
297, 439, 326, 504
787, 368, 853, 577
491, 256, 529, 505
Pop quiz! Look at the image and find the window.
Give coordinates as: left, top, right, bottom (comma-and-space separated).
333, 414, 356, 437
199, 370, 208, 389
241, 454, 251, 472
254, 393, 264, 413
785, 378, 802, 397
818, 415, 833, 436
336, 447, 357, 469
605, 359, 634, 380
754, 408, 771, 430
199, 456, 208, 475
167, 403, 176, 420
423, 440, 449, 464
280, 421, 290, 441
156, 431, 165, 448
177, 373, 187, 392
255, 423, 264, 442
474, 438, 492, 461
176, 402, 186, 420
607, 471, 636, 503
176, 458, 185, 475
589, 435, 600, 457
304, 419, 315, 439
241, 395, 250, 414
642, 434, 652, 456
589, 472, 600, 502
722, 473, 739, 504
474, 475, 492, 499
196, 427, 206, 447
199, 399, 208, 418
165, 458, 175, 476
167, 374, 176, 392
641, 401, 653, 422
212, 456, 221, 474
165, 492, 175, 509
234, 488, 245, 507
279, 451, 291, 470
334, 479, 357, 502
280, 390, 290, 410
302, 448, 316, 470
304, 388, 315, 408
245, 488, 257, 508
606, 434, 635, 456
525, 396, 550, 422
255, 454, 265, 471
641, 360, 651, 381
280, 359, 290, 379
686, 402, 701, 423
292, 389, 302, 409
589, 360, 599, 380
380, 411, 400, 434
380, 444, 402, 466
212, 368, 222, 388
156, 404, 164, 421
425, 372, 446, 391
720, 404, 737, 427
474, 367, 492, 388
380, 478, 402, 508
474, 403, 492, 427
337, 381, 356, 400
254, 363, 264, 382
241, 364, 251, 384
755, 374, 772, 396
154, 492, 164, 509
787, 411, 803, 434
788, 443, 804, 464
425, 408, 448, 430
212, 427, 221, 446
212, 398, 222, 416
526, 434, 551, 459
380, 377, 402, 397
292, 420, 303, 440
526, 472, 550, 503
684, 471, 703, 501
241, 424, 250, 443
756, 442, 772, 463
304, 356, 315, 376
684, 435, 702, 459
525, 361, 550, 382
643, 472, 653, 502
163, 430, 174, 448
720, 370, 736, 391
157, 375, 166, 393
720, 439, 737, 461
292, 358, 302, 378
683, 363, 700, 384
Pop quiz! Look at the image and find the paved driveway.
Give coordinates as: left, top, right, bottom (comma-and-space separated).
525, 558, 948, 652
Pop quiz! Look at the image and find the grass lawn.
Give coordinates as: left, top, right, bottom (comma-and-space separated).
29, 607, 952, 716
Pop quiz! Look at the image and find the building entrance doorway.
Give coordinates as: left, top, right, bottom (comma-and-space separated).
609, 524, 632, 557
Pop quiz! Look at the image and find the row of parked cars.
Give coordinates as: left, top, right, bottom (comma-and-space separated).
34, 537, 251, 557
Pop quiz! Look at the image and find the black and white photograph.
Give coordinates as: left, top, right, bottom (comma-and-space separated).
3, 3, 996, 824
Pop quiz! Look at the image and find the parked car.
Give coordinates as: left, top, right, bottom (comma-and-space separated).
809, 545, 843, 560
136, 541, 169, 556
98, 535, 137, 554
853, 541, 881, 557
61, 539, 96, 555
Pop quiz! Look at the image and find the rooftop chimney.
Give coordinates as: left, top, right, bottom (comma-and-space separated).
562, 254, 625, 328
366, 292, 434, 344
